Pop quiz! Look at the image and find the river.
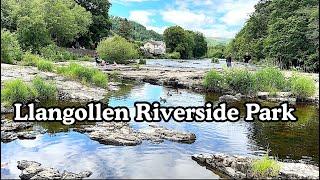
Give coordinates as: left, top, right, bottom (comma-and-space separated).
1, 80, 319, 179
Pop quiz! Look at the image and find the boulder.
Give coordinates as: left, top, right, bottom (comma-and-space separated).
219, 95, 240, 103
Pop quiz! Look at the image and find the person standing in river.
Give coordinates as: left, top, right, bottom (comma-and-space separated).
243, 52, 251, 64
226, 54, 232, 67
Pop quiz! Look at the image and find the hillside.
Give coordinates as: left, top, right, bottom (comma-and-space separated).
206, 37, 231, 47
111, 16, 163, 42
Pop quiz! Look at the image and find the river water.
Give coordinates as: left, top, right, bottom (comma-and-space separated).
1, 81, 319, 179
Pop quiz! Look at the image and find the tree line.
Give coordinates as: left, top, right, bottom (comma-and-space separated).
225, 0, 319, 72
163, 26, 207, 59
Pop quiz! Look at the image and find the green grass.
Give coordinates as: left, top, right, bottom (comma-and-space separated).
225, 68, 257, 95
21, 52, 43, 66
1, 79, 37, 104
138, 59, 146, 65
36, 59, 54, 72
251, 155, 281, 178
57, 63, 108, 88
255, 67, 287, 92
290, 75, 316, 99
32, 76, 57, 100
203, 70, 226, 92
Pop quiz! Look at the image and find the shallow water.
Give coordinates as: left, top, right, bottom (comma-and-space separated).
1, 83, 319, 179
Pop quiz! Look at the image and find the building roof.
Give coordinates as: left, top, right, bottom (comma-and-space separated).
145, 40, 164, 46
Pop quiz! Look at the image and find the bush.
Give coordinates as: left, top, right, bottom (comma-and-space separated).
290, 75, 316, 99
251, 156, 281, 178
211, 58, 219, 63
78, 55, 92, 61
203, 70, 226, 92
57, 63, 108, 88
225, 68, 257, 95
1, 79, 37, 104
32, 76, 57, 100
40, 44, 77, 61
139, 59, 146, 65
165, 52, 181, 59
96, 36, 138, 64
36, 59, 54, 72
22, 52, 43, 66
255, 67, 287, 92
1, 29, 23, 64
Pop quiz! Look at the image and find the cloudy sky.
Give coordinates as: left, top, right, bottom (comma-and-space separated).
109, 0, 259, 38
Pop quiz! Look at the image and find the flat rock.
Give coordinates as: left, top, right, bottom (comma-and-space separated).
75, 122, 196, 146
219, 95, 240, 103
17, 160, 92, 180
192, 153, 319, 179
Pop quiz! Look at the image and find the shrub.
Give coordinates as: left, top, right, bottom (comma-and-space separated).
255, 67, 287, 92
40, 44, 77, 61
290, 75, 316, 99
139, 59, 146, 65
1, 29, 23, 64
165, 52, 181, 59
36, 59, 54, 72
225, 68, 257, 95
251, 156, 281, 178
211, 58, 219, 63
1, 79, 37, 104
21, 52, 43, 66
96, 36, 139, 64
78, 55, 92, 61
57, 63, 108, 88
203, 70, 226, 92
32, 76, 57, 100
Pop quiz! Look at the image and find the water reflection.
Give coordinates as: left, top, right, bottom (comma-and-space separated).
1, 83, 319, 178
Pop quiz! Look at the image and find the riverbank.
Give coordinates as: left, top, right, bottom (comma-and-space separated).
59, 60, 319, 104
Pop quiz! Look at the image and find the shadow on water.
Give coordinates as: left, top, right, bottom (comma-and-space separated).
1, 82, 319, 178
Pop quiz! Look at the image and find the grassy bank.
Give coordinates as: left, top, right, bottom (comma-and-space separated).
203, 67, 316, 99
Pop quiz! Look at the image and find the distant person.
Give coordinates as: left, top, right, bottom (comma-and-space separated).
94, 53, 102, 66
243, 52, 251, 64
226, 54, 232, 67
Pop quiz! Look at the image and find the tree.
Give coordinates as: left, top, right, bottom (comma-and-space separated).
1, 29, 22, 64
193, 32, 207, 58
118, 18, 132, 40
75, 0, 112, 48
96, 36, 138, 64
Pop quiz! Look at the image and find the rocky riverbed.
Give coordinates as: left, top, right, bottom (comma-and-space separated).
192, 153, 319, 179
75, 122, 196, 146
17, 160, 92, 179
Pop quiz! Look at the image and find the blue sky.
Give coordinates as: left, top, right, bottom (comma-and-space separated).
109, 0, 259, 38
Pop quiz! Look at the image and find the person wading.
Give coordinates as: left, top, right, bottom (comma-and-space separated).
226, 54, 232, 68
243, 52, 251, 64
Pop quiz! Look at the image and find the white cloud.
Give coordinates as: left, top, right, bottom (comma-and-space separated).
129, 10, 153, 26
161, 9, 213, 29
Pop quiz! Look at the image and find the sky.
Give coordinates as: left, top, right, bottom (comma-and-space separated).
109, 0, 259, 38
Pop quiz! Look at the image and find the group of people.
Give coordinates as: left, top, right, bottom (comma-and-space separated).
226, 52, 251, 67
94, 53, 117, 67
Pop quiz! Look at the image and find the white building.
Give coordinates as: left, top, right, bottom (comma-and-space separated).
143, 41, 166, 55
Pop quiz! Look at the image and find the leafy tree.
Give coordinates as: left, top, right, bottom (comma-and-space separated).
96, 36, 138, 64
74, 0, 112, 48
1, 29, 22, 64
193, 32, 207, 58
118, 18, 132, 40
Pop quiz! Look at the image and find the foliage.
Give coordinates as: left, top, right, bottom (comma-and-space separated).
165, 52, 181, 59
111, 16, 163, 41
3, 0, 92, 50
57, 63, 108, 88
251, 155, 281, 178
36, 59, 54, 72
290, 75, 316, 99
96, 36, 138, 64
138, 59, 146, 65
203, 70, 226, 92
40, 44, 77, 61
164, 26, 207, 59
225, 68, 257, 95
1, 79, 37, 104
21, 52, 43, 66
74, 0, 112, 48
207, 44, 226, 58
1, 29, 22, 64
118, 18, 132, 40
255, 67, 287, 92
32, 76, 57, 100
226, 0, 319, 72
